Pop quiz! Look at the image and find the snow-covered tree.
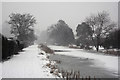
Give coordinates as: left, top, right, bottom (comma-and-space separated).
85, 11, 117, 51
47, 20, 75, 45
8, 13, 36, 46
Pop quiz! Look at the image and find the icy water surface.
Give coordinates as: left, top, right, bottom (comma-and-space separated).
49, 54, 118, 78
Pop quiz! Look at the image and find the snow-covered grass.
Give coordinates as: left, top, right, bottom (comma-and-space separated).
2, 45, 56, 78
49, 45, 118, 76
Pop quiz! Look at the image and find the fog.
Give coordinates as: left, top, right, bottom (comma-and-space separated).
1, 2, 118, 37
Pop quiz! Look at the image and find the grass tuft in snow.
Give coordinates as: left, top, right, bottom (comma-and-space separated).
55, 69, 100, 80
38, 44, 54, 54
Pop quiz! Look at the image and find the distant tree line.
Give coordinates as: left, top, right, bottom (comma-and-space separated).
3, 11, 118, 54
47, 20, 75, 46
76, 11, 118, 51
39, 11, 119, 51
39, 20, 75, 46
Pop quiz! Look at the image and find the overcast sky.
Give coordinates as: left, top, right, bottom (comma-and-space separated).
2, 2, 118, 35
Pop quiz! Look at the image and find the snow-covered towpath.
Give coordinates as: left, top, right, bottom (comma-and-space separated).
2, 45, 55, 78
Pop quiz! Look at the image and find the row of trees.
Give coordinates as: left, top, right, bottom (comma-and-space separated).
7, 12, 118, 52
76, 11, 117, 51
1, 13, 37, 61
39, 11, 118, 51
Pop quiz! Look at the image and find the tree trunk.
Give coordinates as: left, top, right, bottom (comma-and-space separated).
96, 45, 99, 52
90, 34, 100, 52
96, 35, 100, 52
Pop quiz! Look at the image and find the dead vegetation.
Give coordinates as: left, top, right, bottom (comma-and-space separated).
38, 44, 54, 54
45, 59, 99, 80
102, 50, 120, 56
57, 69, 99, 80
69, 45, 119, 56
93, 48, 120, 56
39, 44, 101, 80
69, 45, 80, 49
45, 60, 61, 77
69, 45, 92, 50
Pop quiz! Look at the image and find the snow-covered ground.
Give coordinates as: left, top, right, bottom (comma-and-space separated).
2, 45, 55, 78
49, 45, 118, 76
1, 44, 119, 78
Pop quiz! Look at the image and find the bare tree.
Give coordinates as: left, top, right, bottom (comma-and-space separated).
85, 11, 117, 51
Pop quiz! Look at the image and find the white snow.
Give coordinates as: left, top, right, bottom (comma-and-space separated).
2, 45, 55, 78
1, 44, 119, 78
49, 45, 118, 75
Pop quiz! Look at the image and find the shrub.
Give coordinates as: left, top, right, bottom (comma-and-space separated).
2, 35, 25, 61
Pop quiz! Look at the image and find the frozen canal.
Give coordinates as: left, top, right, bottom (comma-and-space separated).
49, 45, 119, 78
1, 44, 119, 79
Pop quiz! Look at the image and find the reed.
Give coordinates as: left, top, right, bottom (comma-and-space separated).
56, 69, 100, 80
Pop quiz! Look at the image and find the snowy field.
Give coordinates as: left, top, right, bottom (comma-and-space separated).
2, 45, 55, 78
49, 45, 118, 76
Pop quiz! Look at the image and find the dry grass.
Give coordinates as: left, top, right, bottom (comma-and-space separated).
45, 60, 99, 80
84, 46, 92, 50
40, 44, 100, 80
69, 45, 80, 49
57, 69, 100, 80
102, 49, 120, 56
69, 45, 92, 50
38, 44, 54, 54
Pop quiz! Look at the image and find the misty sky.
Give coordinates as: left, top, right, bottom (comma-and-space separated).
2, 2, 118, 36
